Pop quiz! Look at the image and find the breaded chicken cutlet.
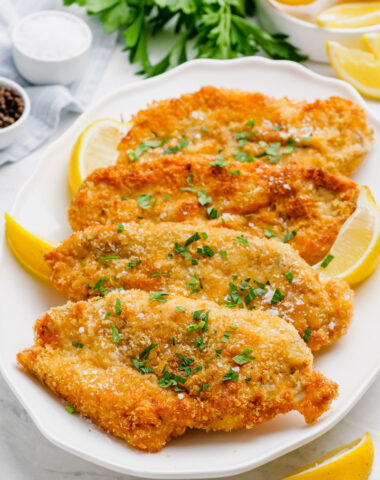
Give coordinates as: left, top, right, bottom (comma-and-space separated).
45, 222, 353, 351
117, 86, 373, 176
18, 290, 338, 452
68, 155, 359, 265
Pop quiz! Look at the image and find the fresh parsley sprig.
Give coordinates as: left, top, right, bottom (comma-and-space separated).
63, 0, 306, 78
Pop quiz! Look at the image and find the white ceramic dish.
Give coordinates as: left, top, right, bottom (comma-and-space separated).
0, 57, 379, 479
256, 0, 380, 63
12, 10, 92, 85
0, 76, 30, 150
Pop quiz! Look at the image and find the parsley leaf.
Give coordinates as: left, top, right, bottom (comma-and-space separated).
321, 254, 334, 268
222, 368, 239, 382
233, 349, 255, 365
129, 138, 168, 162
150, 291, 171, 303
303, 327, 312, 343
234, 235, 250, 247
111, 325, 120, 344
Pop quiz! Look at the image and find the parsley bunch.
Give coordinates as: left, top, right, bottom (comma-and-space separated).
63, 0, 306, 77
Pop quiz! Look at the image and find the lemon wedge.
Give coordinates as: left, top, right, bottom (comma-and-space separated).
282, 432, 374, 480
314, 186, 380, 286
327, 33, 380, 99
4, 213, 57, 282
317, 2, 380, 28
69, 118, 131, 194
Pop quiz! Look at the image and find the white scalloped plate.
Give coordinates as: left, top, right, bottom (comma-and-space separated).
1, 57, 380, 479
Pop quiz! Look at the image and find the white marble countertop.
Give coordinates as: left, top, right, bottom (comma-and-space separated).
0, 15, 379, 479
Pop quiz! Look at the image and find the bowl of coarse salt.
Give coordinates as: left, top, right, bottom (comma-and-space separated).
12, 10, 92, 85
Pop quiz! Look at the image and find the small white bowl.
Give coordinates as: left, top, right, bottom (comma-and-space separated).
12, 10, 92, 85
256, 0, 380, 63
0, 77, 30, 150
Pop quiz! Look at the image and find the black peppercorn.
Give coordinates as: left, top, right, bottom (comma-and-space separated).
0, 87, 25, 128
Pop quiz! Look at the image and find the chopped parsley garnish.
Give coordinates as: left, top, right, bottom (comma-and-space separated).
65, 404, 75, 414
176, 306, 186, 312
245, 119, 255, 127
176, 353, 203, 376
149, 291, 171, 303
301, 136, 311, 142
283, 137, 295, 154
222, 331, 230, 342
115, 298, 122, 315
271, 288, 285, 305
89, 276, 107, 295
126, 258, 141, 269
284, 271, 294, 283
201, 232, 208, 239
235, 131, 249, 140
139, 343, 157, 360
234, 150, 254, 163
245, 377, 252, 383
265, 141, 281, 157
186, 273, 203, 294
283, 230, 297, 243
222, 282, 245, 308
206, 206, 219, 219
163, 136, 188, 154
121, 195, 128, 200
149, 272, 170, 277
99, 255, 120, 262
219, 250, 228, 259
197, 245, 216, 257
197, 189, 212, 206
194, 335, 207, 350
111, 325, 120, 344
117, 224, 124, 233
234, 235, 250, 247
137, 193, 156, 210
229, 170, 240, 176
72, 341, 83, 349
209, 156, 229, 167
321, 254, 334, 268
172, 337, 177, 345
158, 366, 187, 391
229, 325, 238, 330
222, 368, 239, 382
105, 312, 111, 319
264, 227, 278, 239
185, 232, 201, 246
233, 349, 255, 365
303, 327, 312, 343
163, 194, 171, 200
188, 309, 209, 333
132, 358, 153, 374
187, 173, 195, 186
129, 137, 168, 162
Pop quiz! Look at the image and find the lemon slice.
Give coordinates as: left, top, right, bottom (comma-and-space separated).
69, 118, 131, 194
363, 31, 380, 55
4, 213, 57, 282
327, 34, 380, 99
283, 432, 374, 480
317, 2, 380, 28
314, 186, 380, 285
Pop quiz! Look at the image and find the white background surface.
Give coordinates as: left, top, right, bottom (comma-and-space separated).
0, 11, 379, 480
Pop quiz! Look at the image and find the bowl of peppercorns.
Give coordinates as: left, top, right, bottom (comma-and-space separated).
0, 76, 30, 150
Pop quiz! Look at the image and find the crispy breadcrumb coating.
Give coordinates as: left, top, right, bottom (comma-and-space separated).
45, 222, 353, 351
117, 86, 373, 176
68, 155, 359, 264
17, 290, 338, 452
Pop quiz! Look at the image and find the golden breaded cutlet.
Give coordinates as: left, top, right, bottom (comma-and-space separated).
45, 222, 353, 351
68, 155, 359, 265
117, 86, 373, 176
17, 290, 338, 452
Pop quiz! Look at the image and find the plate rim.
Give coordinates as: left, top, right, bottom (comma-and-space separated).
1, 56, 380, 479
